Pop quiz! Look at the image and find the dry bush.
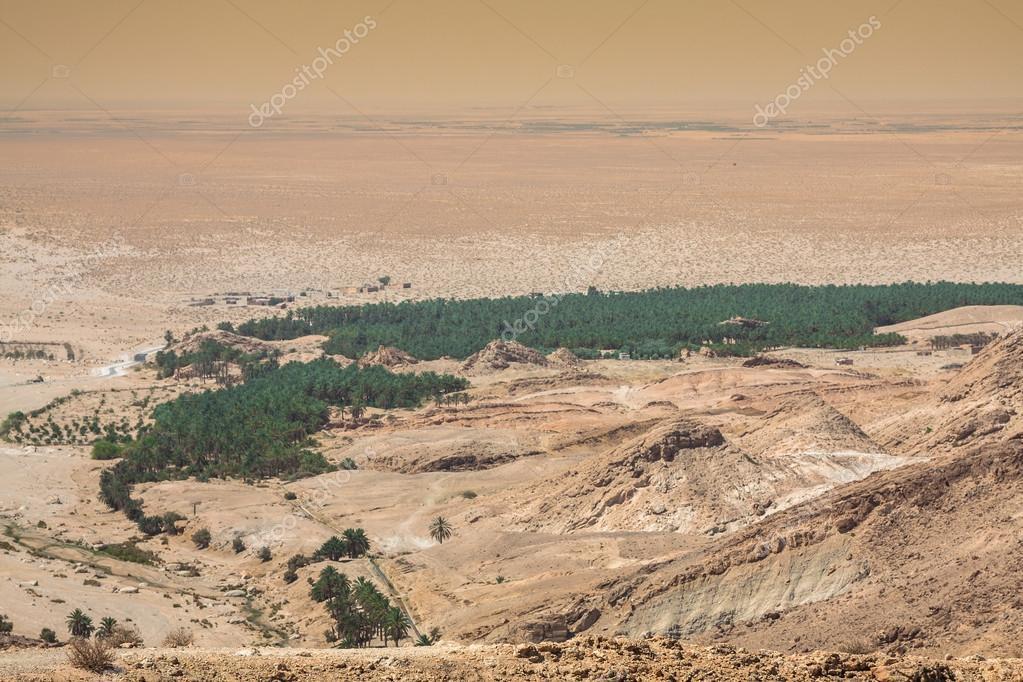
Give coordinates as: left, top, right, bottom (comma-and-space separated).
162, 627, 194, 648
105, 624, 144, 648
67, 637, 115, 673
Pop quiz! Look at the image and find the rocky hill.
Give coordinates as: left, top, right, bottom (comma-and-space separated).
357, 345, 419, 368
595, 331, 1023, 656
461, 340, 549, 374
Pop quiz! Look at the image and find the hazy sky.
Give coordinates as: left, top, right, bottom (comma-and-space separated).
2, 0, 1021, 115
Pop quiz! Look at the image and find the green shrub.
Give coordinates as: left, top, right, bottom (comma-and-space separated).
192, 528, 212, 549
91, 439, 122, 460
283, 491, 297, 501
40, 627, 57, 643
98, 542, 159, 565
232, 537, 245, 554
162, 512, 186, 535
136, 515, 164, 536
257, 546, 272, 562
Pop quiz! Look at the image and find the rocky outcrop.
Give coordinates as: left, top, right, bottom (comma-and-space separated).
171, 330, 274, 356
461, 340, 549, 374
546, 348, 581, 368
357, 345, 418, 368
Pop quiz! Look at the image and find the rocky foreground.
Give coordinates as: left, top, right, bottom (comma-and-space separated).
4, 637, 1023, 681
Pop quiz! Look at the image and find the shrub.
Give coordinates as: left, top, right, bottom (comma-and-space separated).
67, 637, 114, 673
257, 546, 272, 562
283, 569, 298, 584
0, 613, 13, 634
39, 627, 58, 643
284, 491, 297, 501
162, 627, 194, 648
339, 457, 358, 470
105, 624, 143, 648
232, 537, 246, 554
136, 515, 164, 536
287, 554, 310, 571
460, 490, 478, 499
162, 512, 186, 535
91, 439, 122, 460
98, 542, 158, 565
192, 528, 212, 549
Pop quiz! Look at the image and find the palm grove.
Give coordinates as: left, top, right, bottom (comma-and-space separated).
233, 281, 1023, 359
97, 358, 467, 533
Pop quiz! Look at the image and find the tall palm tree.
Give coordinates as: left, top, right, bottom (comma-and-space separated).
318, 535, 347, 561
384, 607, 411, 647
429, 516, 453, 544
343, 528, 370, 558
66, 609, 94, 638
310, 566, 350, 603
97, 617, 117, 639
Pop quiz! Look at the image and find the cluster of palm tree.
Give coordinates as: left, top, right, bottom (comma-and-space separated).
311, 567, 412, 647
314, 528, 371, 561
98, 358, 466, 528
238, 282, 1023, 359
65, 610, 122, 640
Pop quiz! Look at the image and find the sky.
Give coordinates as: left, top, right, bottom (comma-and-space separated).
1, 0, 1021, 116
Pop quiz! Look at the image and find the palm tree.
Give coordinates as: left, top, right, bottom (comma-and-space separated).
66, 609, 94, 638
414, 627, 441, 647
317, 535, 347, 561
384, 607, 411, 647
429, 516, 453, 544
97, 617, 117, 639
343, 528, 370, 558
311, 566, 350, 603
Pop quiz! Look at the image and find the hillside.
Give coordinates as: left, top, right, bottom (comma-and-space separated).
875, 305, 1023, 343
601, 328, 1023, 657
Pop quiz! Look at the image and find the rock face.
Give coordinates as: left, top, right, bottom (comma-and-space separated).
515, 615, 571, 643
501, 409, 902, 538
505, 419, 747, 534
460, 340, 549, 374
357, 345, 418, 369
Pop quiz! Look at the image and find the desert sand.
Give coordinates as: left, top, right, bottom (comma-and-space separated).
3, 112, 1023, 679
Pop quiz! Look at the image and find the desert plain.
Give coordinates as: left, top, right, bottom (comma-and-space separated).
2, 111, 1023, 680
